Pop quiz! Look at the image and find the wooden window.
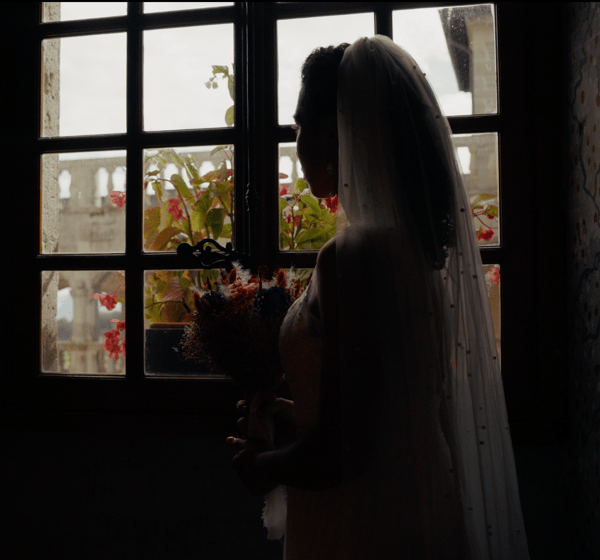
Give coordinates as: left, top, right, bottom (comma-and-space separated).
6, 3, 565, 441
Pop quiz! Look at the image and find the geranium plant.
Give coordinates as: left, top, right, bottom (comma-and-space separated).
279, 177, 338, 250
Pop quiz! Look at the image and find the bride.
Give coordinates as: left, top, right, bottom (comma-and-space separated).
227, 35, 530, 559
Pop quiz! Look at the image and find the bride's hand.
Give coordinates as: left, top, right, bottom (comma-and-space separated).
226, 436, 279, 496
259, 398, 296, 447
236, 397, 296, 447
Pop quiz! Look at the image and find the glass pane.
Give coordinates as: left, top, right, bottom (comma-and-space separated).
42, 270, 125, 374
144, 2, 233, 13
143, 146, 234, 252
393, 4, 497, 116
483, 264, 501, 360
453, 133, 499, 246
143, 25, 234, 131
278, 143, 341, 251
41, 34, 126, 137
42, 3, 127, 23
41, 151, 126, 254
277, 13, 374, 125
144, 268, 312, 376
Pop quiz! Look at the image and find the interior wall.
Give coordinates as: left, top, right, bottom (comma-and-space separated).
565, 2, 600, 559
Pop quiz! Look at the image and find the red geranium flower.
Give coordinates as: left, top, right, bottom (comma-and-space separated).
93, 292, 117, 311
109, 191, 126, 208
167, 198, 184, 222
476, 228, 495, 242
279, 185, 291, 196
324, 195, 338, 213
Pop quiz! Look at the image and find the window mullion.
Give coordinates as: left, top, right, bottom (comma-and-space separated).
125, 1, 144, 382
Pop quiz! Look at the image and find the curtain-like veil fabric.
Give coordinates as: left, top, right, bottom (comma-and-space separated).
332, 36, 530, 559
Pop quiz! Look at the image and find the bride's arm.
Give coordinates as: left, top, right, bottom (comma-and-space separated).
253, 238, 344, 490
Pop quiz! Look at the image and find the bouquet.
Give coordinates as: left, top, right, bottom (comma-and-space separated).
181, 265, 304, 540
181, 265, 304, 395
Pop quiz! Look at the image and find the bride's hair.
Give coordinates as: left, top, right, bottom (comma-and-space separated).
298, 43, 350, 125
300, 41, 456, 269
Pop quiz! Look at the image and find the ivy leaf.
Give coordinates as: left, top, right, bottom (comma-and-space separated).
225, 105, 234, 126
207, 208, 225, 239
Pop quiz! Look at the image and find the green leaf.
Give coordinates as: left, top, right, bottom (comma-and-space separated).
279, 198, 288, 213
159, 200, 175, 230
294, 177, 308, 195
146, 169, 160, 177
485, 205, 499, 218
190, 206, 203, 233
227, 73, 234, 101
152, 181, 163, 202
301, 194, 321, 214
211, 145, 228, 157
225, 105, 234, 126
212, 65, 229, 76
296, 228, 327, 246
194, 193, 212, 219
184, 154, 199, 182
162, 148, 185, 167
149, 226, 184, 251
170, 174, 192, 200
207, 208, 225, 239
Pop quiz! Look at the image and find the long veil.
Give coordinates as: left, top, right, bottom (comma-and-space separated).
333, 36, 530, 559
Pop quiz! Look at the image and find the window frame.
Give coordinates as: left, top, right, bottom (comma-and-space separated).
5, 2, 566, 442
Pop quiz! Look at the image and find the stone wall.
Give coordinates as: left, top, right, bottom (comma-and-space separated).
565, 3, 600, 559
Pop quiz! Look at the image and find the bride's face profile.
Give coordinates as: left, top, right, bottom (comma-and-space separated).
294, 86, 339, 199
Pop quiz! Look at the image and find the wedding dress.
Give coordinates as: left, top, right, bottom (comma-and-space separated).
276, 36, 530, 559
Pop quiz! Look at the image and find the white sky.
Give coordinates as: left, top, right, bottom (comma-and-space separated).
54, 2, 484, 320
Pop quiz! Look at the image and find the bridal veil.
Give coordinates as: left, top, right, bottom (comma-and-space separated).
331, 36, 530, 559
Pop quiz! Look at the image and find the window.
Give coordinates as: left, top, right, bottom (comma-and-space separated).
6, 3, 564, 439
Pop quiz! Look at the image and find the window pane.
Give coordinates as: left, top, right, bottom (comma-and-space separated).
277, 13, 374, 125
278, 143, 341, 251
483, 264, 501, 360
42, 270, 125, 374
41, 151, 126, 254
41, 34, 126, 137
144, 268, 312, 376
42, 3, 127, 23
143, 146, 234, 252
144, 2, 233, 13
393, 4, 497, 116
453, 133, 499, 246
143, 25, 234, 131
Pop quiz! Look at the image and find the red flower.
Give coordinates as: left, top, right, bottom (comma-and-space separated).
167, 198, 184, 222
476, 228, 495, 242
93, 292, 117, 311
109, 191, 126, 208
324, 195, 338, 213
486, 266, 500, 285
110, 319, 126, 331
279, 185, 291, 196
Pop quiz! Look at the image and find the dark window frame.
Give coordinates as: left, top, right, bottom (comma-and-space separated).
4, 2, 566, 442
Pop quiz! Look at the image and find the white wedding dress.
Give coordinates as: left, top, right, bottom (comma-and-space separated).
278, 268, 471, 560
272, 35, 530, 560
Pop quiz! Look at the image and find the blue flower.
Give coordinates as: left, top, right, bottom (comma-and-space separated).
256, 286, 291, 318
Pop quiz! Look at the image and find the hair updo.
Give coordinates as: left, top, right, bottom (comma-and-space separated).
297, 43, 350, 125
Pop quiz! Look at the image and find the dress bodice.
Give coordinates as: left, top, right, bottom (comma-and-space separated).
279, 277, 322, 434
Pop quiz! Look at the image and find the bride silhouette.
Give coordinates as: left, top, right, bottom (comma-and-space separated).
227, 35, 530, 560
